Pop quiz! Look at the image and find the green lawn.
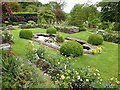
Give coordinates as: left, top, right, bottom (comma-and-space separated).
10, 28, 118, 82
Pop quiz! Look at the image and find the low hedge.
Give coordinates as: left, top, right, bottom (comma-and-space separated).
60, 40, 83, 57
88, 34, 103, 45
19, 30, 33, 39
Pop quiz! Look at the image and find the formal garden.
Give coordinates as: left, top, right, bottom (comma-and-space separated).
0, 1, 120, 89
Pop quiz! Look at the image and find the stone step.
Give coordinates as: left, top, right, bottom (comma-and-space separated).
65, 37, 87, 44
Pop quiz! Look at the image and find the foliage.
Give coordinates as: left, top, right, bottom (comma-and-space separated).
46, 27, 57, 34
19, 30, 33, 39
8, 2, 22, 12
79, 25, 86, 31
60, 40, 83, 57
69, 4, 98, 27
3, 12, 38, 23
1, 50, 55, 88
48, 2, 65, 23
113, 22, 120, 31
54, 25, 79, 34
88, 34, 103, 45
19, 2, 42, 12
90, 46, 102, 55
98, 22, 110, 30
101, 32, 120, 44
2, 30, 13, 43
98, 2, 120, 22
56, 34, 64, 42
10, 28, 118, 86
58, 66, 103, 88
13, 12, 37, 15
2, 2, 13, 16
25, 41, 38, 63
37, 7, 55, 24
36, 47, 46, 59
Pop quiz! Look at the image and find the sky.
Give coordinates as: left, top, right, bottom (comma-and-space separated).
38, 0, 102, 13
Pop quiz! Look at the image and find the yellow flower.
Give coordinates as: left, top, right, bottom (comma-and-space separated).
94, 49, 97, 54
21, 79, 26, 84
61, 75, 65, 80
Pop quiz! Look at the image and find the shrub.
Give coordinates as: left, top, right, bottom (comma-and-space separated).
60, 40, 83, 57
54, 25, 79, 34
79, 27, 86, 31
2, 30, 13, 43
90, 46, 102, 55
46, 27, 56, 34
36, 47, 46, 59
1, 50, 55, 88
113, 22, 120, 31
88, 34, 103, 45
19, 30, 33, 39
56, 34, 64, 42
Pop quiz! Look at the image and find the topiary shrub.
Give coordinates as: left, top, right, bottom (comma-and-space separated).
46, 27, 56, 34
56, 34, 64, 42
87, 34, 103, 45
60, 40, 83, 57
19, 30, 33, 39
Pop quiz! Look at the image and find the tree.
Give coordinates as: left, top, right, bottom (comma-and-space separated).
97, 1, 120, 22
8, 2, 22, 12
48, 1, 65, 23
69, 4, 98, 27
19, 2, 42, 11
25, 4, 39, 12
37, 7, 55, 24
2, 2, 13, 16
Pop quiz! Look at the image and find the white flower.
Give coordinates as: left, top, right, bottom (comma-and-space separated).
68, 70, 70, 73
64, 65, 67, 69
21, 64, 24, 67
100, 79, 102, 82
77, 76, 80, 80
116, 81, 120, 84
96, 69, 99, 72
58, 62, 60, 65
97, 73, 100, 76
86, 79, 89, 82
44, 73, 47, 76
94, 73, 96, 76
110, 78, 114, 81
61, 75, 65, 80
76, 72, 79, 75
80, 79, 83, 81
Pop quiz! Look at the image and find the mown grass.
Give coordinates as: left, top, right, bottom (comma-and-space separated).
10, 28, 118, 82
